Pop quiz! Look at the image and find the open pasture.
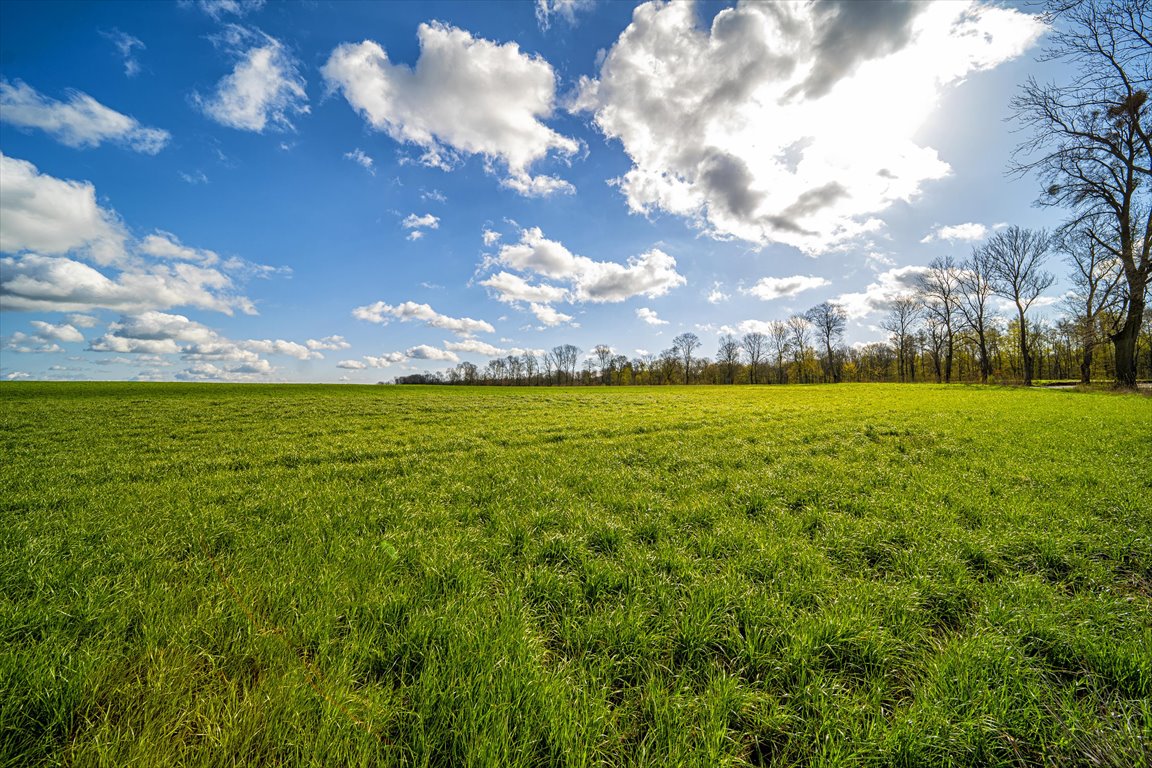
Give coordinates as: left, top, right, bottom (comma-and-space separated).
2, 383, 1150, 767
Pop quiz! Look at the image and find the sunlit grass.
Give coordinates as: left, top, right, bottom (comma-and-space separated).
2, 383, 1149, 766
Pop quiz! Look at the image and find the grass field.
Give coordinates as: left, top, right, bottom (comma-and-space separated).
2, 383, 1150, 767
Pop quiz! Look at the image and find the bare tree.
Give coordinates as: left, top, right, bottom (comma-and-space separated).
673, 332, 700, 384
917, 256, 962, 383
1059, 227, 1125, 382
1011, 0, 1150, 386
957, 247, 998, 383
717, 334, 741, 384
594, 344, 612, 384
785, 315, 812, 382
550, 344, 580, 385
522, 352, 538, 385
981, 227, 1055, 386
804, 301, 847, 382
880, 296, 921, 382
768, 320, 790, 383
741, 331, 767, 384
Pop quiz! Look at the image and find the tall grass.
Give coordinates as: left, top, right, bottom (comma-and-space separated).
2, 383, 1149, 766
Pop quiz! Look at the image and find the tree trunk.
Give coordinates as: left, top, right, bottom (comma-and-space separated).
1017, 306, 1032, 386
1111, 285, 1146, 388
1080, 344, 1093, 384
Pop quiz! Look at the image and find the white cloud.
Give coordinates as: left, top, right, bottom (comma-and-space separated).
196, 27, 309, 132
0, 153, 126, 264
337, 359, 367, 369
402, 213, 439, 229
536, 0, 595, 31
4, 371, 31, 381
3, 331, 64, 354
322, 23, 578, 195
307, 335, 351, 351
494, 227, 686, 303
352, 300, 494, 336
179, 170, 210, 185
835, 265, 929, 319
29, 321, 84, 343
422, 188, 447, 202
405, 344, 459, 362
344, 148, 375, 174
68, 314, 100, 328
920, 222, 988, 243
707, 283, 730, 304
1, 254, 256, 315
194, 0, 265, 20
138, 232, 220, 264
635, 307, 668, 326
744, 275, 830, 301
242, 339, 320, 360
103, 29, 145, 77
529, 302, 573, 327
0, 79, 169, 153
574, 1, 1043, 253
482, 228, 502, 246
176, 360, 273, 381
407, 231, 425, 242
363, 352, 406, 367
444, 339, 544, 358
479, 271, 568, 304
86, 310, 320, 370
0, 155, 271, 316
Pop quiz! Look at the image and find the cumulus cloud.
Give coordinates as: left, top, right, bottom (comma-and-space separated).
834, 265, 929, 319
196, 27, 309, 132
403, 213, 439, 229
920, 222, 989, 243
482, 228, 502, 246
743, 274, 830, 301
344, 148, 375, 174
352, 300, 494, 337
0, 155, 273, 316
86, 311, 321, 375
102, 29, 145, 77
573, 1, 1042, 253
443, 339, 543, 358
492, 227, 686, 303
529, 302, 574, 327
405, 344, 458, 362
322, 23, 578, 195
29, 321, 85, 343
706, 283, 730, 304
363, 352, 406, 367
68, 313, 100, 328
0, 79, 170, 153
479, 271, 568, 304
1, 253, 256, 315
307, 335, 351, 351
337, 359, 367, 369
0, 153, 127, 264
635, 307, 668, 326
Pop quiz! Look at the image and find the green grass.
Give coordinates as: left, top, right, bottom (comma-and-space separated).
2, 383, 1150, 767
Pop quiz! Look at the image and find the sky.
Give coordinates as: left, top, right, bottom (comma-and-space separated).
0, 0, 1077, 383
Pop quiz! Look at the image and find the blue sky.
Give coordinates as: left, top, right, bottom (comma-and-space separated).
1, 0, 1073, 382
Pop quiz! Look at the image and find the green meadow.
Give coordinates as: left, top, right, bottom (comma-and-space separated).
1, 382, 1149, 767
